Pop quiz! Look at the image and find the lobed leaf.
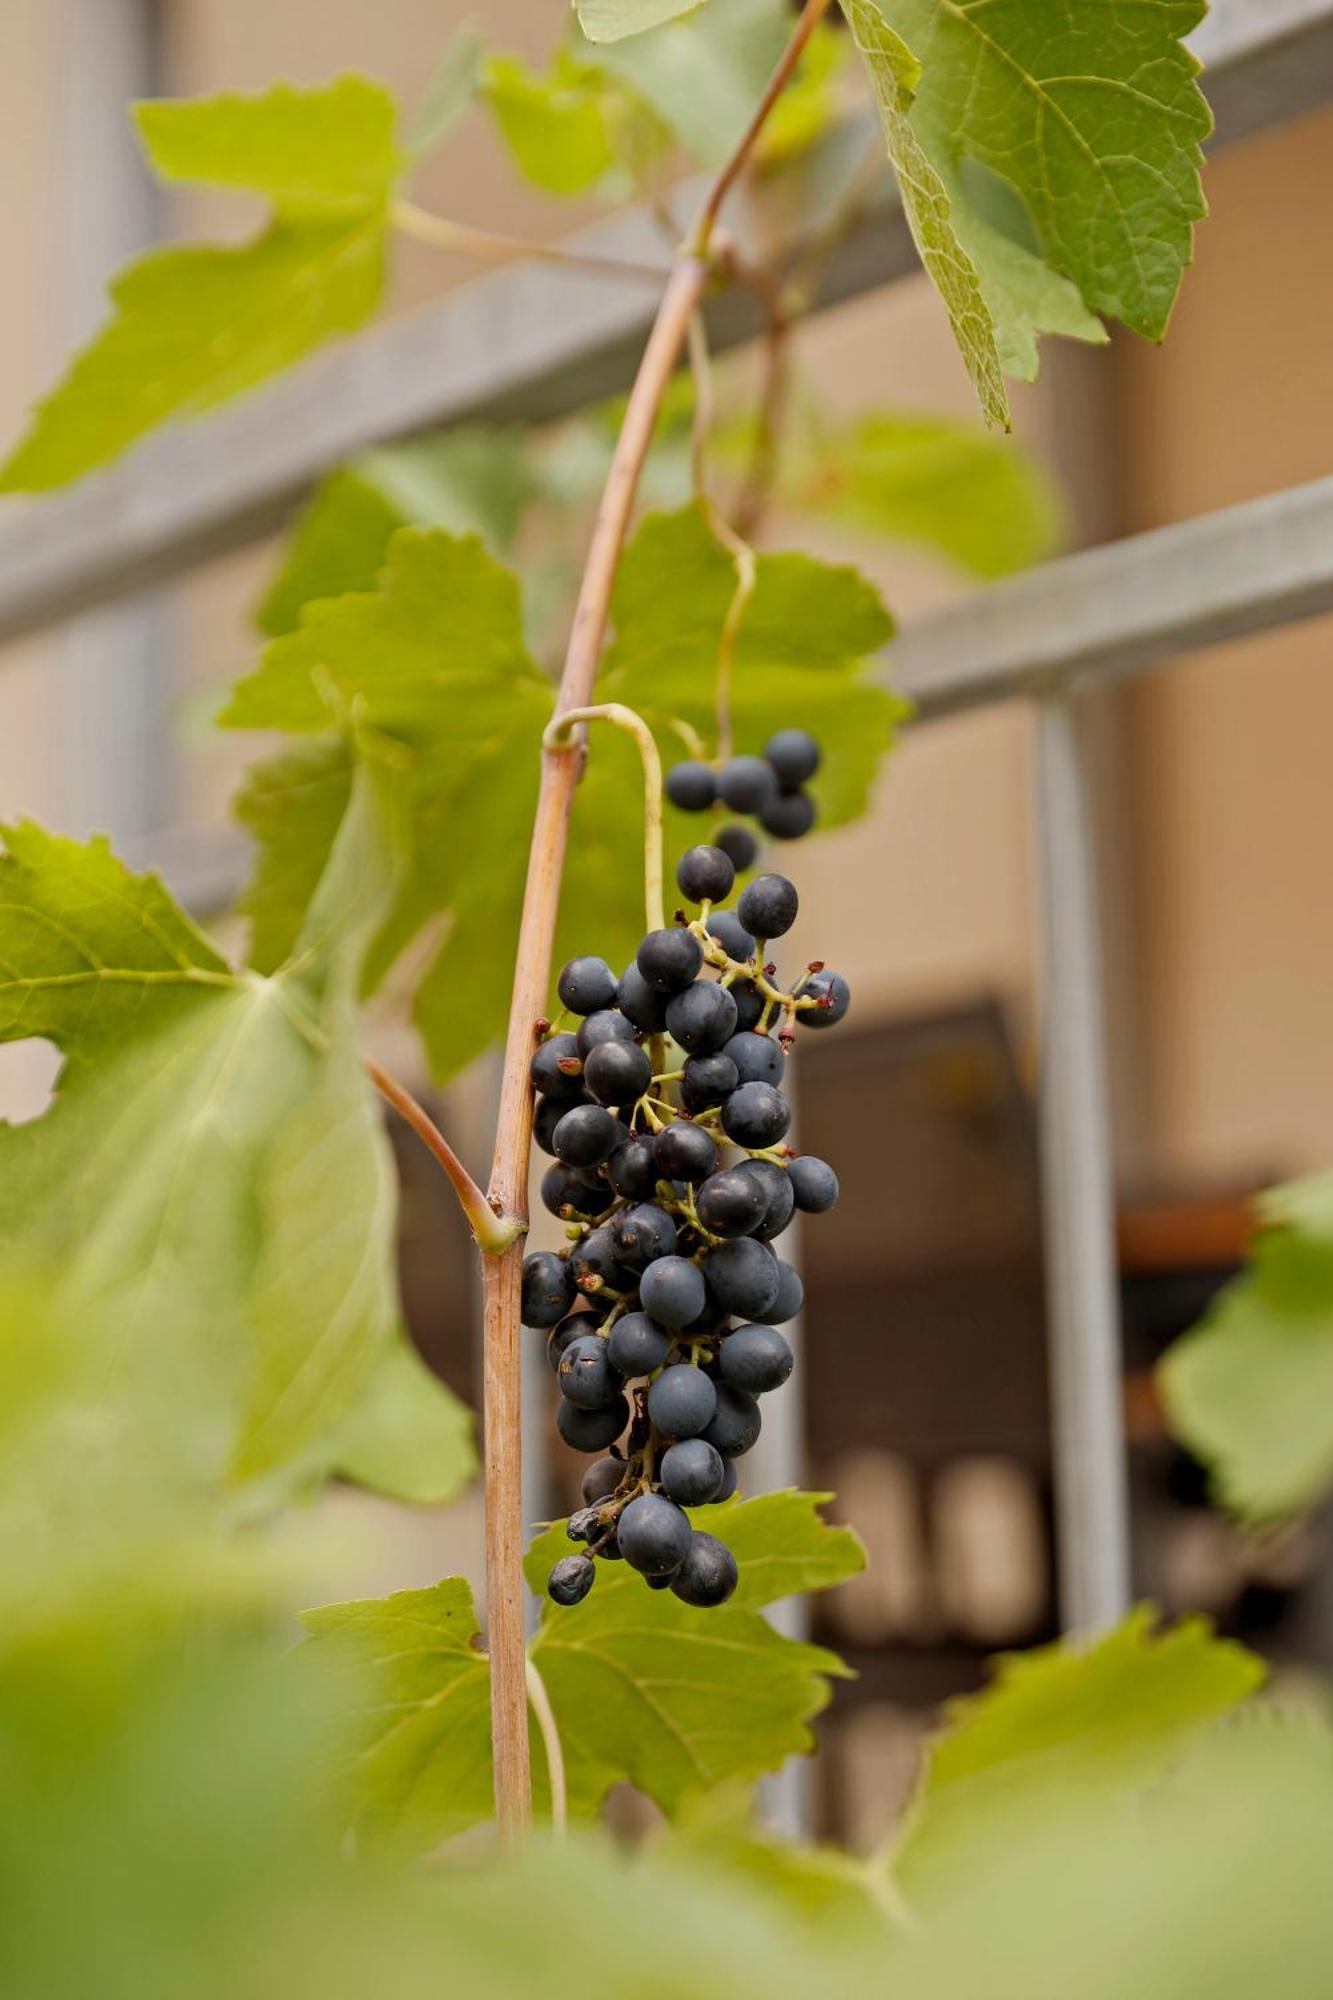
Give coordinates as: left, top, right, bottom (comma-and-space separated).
1160, 1174, 1333, 1520
887, 1605, 1264, 1913
587, 0, 790, 167
301, 1491, 863, 1846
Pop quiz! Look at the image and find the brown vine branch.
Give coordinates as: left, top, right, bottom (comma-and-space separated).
477, 0, 837, 1850
364, 1059, 519, 1254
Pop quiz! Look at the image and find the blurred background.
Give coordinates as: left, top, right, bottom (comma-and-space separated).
0, 0, 1330, 1851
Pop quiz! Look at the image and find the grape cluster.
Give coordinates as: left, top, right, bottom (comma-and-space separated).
522, 835, 848, 1610
666, 727, 821, 873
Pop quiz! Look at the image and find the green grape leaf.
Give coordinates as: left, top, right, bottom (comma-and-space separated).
232, 737, 355, 974
837, 1, 1009, 428
887, 1606, 1265, 1914
587, 0, 790, 168
943, 179, 1108, 382
134, 76, 403, 215
327, 1338, 477, 1505
889, 0, 1211, 344
408, 22, 486, 155
257, 428, 532, 638
482, 50, 624, 196
1160, 1175, 1333, 1520
0, 220, 385, 494
786, 409, 1062, 578
0, 787, 459, 1495
575, 0, 707, 41
0, 78, 403, 493
301, 1491, 863, 1847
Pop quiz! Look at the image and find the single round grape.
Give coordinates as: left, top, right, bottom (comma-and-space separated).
705, 908, 755, 962
557, 1394, 628, 1453
575, 1009, 637, 1059
759, 789, 816, 841
533, 1095, 567, 1155
553, 1103, 621, 1168
717, 1457, 739, 1501
801, 969, 850, 1029
530, 1033, 584, 1101
770, 1260, 804, 1323
558, 1332, 618, 1410
717, 755, 778, 815
763, 729, 821, 787
541, 1162, 611, 1221
724, 1030, 785, 1087
639, 1255, 706, 1329
702, 1382, 762, 1459
637, 927, 705, 993
521, 1251, 575, 1328
557, 955, 619, 1016
646, 1362, 718, 1439
681, 1052, 739, 1113
666, 760, 716, 812
670, 1531, 738, 1608
703, 1237, 780, 1319
676, 844, 735, 905
607, 1310, 670, 1378
583, 1038, 652, 1108
737, 872, 798, 940
739, 1159, 795, 1242
665, 980, 738, 1056
729, 979, 764, 1033
787, 1155, 839, 1213
612, 1202, 677, 1268
722, 1080, 791, 1149
581, 1455, 625, 1505
616, 961, 671, 1034
718, 1322, 793, 1395
696, 1166, 768, 1239
659, 1437, 725, 1506
546, 1311, 593, 1373
618, 1493, 693, 1577
607, 1136, 659, 1200
653, 1121, 717, 1183
548, 1554, 596, 1605
716, 823, 760, 872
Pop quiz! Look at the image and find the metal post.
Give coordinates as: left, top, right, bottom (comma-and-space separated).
1033, 686, 1132, 1632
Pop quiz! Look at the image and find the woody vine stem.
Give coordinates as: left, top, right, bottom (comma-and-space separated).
378, 0, 834, 1847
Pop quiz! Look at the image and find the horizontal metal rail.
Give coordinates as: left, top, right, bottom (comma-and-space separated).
0, 0, 1329, 653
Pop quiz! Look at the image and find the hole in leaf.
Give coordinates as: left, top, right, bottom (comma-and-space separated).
0, 1039, 61, 1125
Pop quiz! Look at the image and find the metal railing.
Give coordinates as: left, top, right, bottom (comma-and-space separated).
5, 0, 1333, 1636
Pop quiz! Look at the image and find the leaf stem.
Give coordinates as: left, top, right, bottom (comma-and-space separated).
392, 200, 672, 285
524, 1656, 567, 1837
543, 702, 665, 934
363, 1058, 519, 1254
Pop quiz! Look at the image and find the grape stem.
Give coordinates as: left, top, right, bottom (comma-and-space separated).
363, 1059, 518, 1254
476, 0, 837, 1850
392, 201, 671, 285
543, 703, 665, 934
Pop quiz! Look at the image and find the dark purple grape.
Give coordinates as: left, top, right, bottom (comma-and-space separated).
759, 789, 816, 840
706, 909, 756, 961
637, 927, 704, 993
583, 1038, 652, 1108
546, 1311, 593, 1372
702, 1238, 780, 1319
717, 756, 778, 815
553, 1104, 621, 1168
718, 1322, 793, 1395
676, 845, 735, 905
522, 1251, 575, 1328
612, 1203, 677, 1268
607, 1136, 659, 1200
729, 979, 764, 1033
716, 823, 760, 872
724, 1030, 784, 1087
696, 1166, 768, 1239
702, 1383, 762, 1459
787, 1155, 839, 1213
617, 962, 671, 1033
548, 1554, 596, 1605
659, 1437, 725, 1506
558, 1332, 618, 1410
533, 1095, 567, 1155
639, 1256, 706, 1329
653, 1121, 717, 1183
721, 1081, 791, 1149
800, 969, 850, 1029
557, 1395, 628, 1453
607, 1311, 671, 1378
646, 1362, 718, 1439
665, 980, 738, 1056
666, 761, 716, 812
575, 1009, 637, 1059
763, 729, 820, 787
737, 873, 798, 940
541, 1162, 613, 1221
581, 1455, 626, 1505
530, 1033, 584, 1101
739, 1159, 794, 1242
557, 956, 619, 1016
770, 1260, 804, 1323
670, 1531, 738, 1607
680, 1052, 739, 1113
618, 1493, 692, 1577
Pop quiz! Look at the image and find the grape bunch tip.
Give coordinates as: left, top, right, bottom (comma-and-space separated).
522, 735, 847, 1611
666, 727, 822, 869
